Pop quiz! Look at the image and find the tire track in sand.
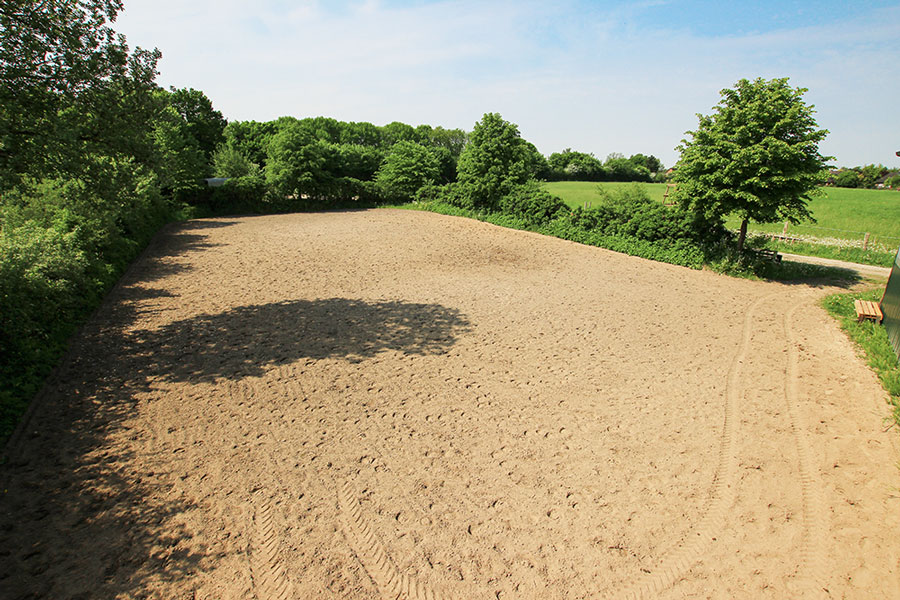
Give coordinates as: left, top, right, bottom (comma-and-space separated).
618, 294, 772, 600
250, 497, 294, 600
783, 301, 829, 596
339, 480, 450, 600
226, 378, 296, 600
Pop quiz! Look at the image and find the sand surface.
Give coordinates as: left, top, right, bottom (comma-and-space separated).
2, 209, 898, 599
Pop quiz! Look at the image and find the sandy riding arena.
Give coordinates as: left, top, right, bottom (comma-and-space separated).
2, 209, 899, 599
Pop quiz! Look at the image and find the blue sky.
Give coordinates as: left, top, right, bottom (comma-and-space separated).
115, 0, 900, 168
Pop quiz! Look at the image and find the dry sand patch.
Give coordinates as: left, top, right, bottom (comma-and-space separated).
1, 209, 898, 599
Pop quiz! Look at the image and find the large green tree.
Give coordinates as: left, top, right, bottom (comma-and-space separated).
166, 87, 226, 163
0, 0, 161, 187
222, 120, 278, 169
376, 141, 440, 201
673, 77, 830, 251
151, 103, 206, 196
456, 112, 533, 210
265, 122, 334, 201
380, 121, 419, 147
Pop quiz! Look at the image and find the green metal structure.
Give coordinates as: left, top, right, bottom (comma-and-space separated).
883, 246, 900, 360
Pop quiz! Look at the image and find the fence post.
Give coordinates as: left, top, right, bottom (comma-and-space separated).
864, 232, 870, 251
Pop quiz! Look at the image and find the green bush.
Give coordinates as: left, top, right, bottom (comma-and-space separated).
211, 174, 273, 213
0, 171, 176, 442
539, 219, 705, 268
0, 220, 93, 441
375, 141, 440, 202
417, 182, 479, 210
565, 184, 725, 247
498, 181, 568, 226
410, 200, 707, 269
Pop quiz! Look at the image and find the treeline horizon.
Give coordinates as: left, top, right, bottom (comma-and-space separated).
194, 113, 668, 211
826, 164, 900, 190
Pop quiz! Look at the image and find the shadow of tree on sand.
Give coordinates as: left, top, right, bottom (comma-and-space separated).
127, 298, 473, 383
117, 219, 237, 286
0, 296, 470, 598
0, 320, 211, 598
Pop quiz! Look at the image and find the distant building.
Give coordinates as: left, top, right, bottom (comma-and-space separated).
874, 171, 900, 189
204, 177, 228, 187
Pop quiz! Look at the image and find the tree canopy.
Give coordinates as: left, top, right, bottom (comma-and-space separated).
673, 77, 830, 250
165, 87, 226, 162
0, 0, 162, 187
456, 113, 533, 210
376, 141, 440, 201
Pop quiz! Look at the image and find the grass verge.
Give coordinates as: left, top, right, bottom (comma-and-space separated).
822, 288, 900, 430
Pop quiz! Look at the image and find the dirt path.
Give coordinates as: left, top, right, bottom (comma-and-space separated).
2, 209, 898, 599
780, 252, 892, 280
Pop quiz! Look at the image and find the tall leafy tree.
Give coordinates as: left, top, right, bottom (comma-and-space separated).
339, 121, 382, 147
151, 104, 206, 196
380, 121, 418, 146
456, 112, 533, 210
375, 141, 440, 201
265, 122, 334, 201
222, 120, 277, 169
0, 0, 161, 187
428, 126, 468, 158
298, 116, 343, 143
674, 77, 830, 251
422, 126, 467, 183
333, 144, 383, 181
166, 87, 226, 163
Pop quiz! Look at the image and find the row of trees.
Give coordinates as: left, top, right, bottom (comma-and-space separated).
829, 164, 900, 189
215, 116, 468, 206
546, 150, 664, 182
347, 77, 831, 260
206, 115, 668, 208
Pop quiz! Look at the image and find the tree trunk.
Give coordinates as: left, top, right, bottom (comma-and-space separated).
737, 218, 748, 253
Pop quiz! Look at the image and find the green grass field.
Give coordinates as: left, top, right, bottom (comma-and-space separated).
545, 181, 669, 207
545, 181, 900, 260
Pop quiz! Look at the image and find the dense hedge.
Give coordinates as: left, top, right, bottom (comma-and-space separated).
0, 173, 176, 441
498, 181, 568, 226
414, 183, 721, 269
566, 185, 725, 247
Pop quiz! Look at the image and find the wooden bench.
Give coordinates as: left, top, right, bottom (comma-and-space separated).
750, 248, 782, 263
854, 299, 883, 324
